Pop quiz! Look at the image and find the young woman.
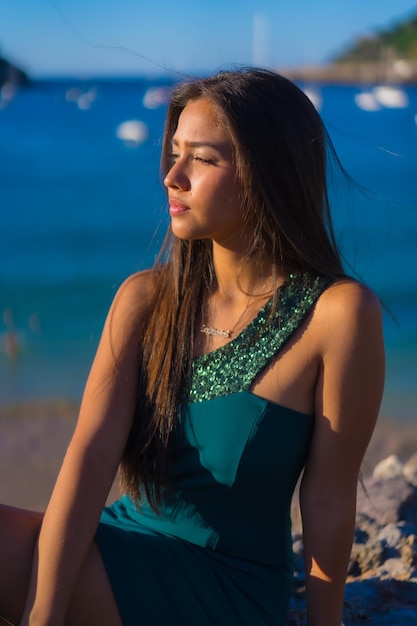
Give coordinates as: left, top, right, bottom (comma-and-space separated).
0, 68, 384, 626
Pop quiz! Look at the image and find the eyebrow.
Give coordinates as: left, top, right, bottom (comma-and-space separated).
171, 138, 223, 151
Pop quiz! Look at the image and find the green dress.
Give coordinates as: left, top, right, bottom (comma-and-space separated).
96, 273, 331, 625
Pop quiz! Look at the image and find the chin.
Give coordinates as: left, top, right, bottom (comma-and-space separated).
171, 224, 207, 241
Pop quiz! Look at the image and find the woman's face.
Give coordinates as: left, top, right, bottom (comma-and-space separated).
164, 98, 245, 248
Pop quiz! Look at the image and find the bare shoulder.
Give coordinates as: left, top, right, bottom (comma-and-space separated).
103, 269, 156, 349
316, 278, 381, 331
318, 277, 381, 316
114, 269, 155, 302
312, 278, 384, 359
111, 269, 155, 317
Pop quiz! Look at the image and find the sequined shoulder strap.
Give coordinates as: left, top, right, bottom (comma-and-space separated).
188, 273, 332, 403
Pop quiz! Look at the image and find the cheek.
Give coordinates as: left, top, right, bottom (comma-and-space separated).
218, 183, 241, 215
211, 175, 240, 205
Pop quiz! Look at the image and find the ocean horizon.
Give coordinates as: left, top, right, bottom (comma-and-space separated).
1, 76, 416, 421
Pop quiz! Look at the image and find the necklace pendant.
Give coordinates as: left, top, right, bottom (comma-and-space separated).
201, 325, 231, 338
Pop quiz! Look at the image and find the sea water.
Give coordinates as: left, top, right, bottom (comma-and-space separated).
0, 77, 416, 420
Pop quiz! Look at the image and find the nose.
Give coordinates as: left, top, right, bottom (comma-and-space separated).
164, 160, 190, 191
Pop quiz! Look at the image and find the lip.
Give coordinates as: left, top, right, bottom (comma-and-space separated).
169, 199, 190, 216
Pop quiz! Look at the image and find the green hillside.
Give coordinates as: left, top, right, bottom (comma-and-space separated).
334, 12, 417, 63
0, 53, 29, 86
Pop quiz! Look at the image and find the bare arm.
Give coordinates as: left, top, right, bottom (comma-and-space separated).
21, 273, 151, 626
300, 281, 385, 626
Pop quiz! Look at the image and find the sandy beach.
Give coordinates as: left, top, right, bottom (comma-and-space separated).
1, 398, 416, 512
0, 400, 121, 510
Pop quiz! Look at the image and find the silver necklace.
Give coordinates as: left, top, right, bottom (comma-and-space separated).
200, 297, 255, 339
200, 324, 232, 338
200, 275, 278, 340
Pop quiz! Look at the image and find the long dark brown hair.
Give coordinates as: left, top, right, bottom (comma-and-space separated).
120, 68, 347, 509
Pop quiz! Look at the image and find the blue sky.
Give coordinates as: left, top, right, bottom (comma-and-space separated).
2, 0, 417, 77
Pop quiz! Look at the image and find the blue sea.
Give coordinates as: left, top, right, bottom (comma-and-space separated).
0, 77, 416, 421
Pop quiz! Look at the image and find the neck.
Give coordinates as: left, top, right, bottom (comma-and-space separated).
210, 242, 285, 300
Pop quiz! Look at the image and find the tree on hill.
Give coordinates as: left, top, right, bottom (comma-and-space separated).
333, 13, 417, 63
0, 51, 29, 86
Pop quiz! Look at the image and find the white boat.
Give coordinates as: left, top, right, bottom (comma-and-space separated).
373, 85, 409, 109
353, 46, 410, 111
354, 85, 409, 111
142, 86, 170, 109
65, 87, 82, 102
65, 86, 98, 110
76, 87, 97, 111
354, 91, 382, 111
0, 81, 18, 110
116, 120, 149, 146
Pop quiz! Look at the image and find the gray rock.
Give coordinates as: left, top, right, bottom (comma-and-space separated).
356, 475, 416, 525
287, 456, 417, 624
349, 542, 383, 576
342, 578, 417, 625
399, 488, 417, 527
373, 454, 403, 480
404, 453, 417, 487
376, 557, 413, 578
400, 533, 417, 568
377, 522, 403, 547
286, 578, 417, 625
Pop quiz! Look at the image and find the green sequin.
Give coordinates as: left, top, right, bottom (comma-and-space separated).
189, 272, 332, 403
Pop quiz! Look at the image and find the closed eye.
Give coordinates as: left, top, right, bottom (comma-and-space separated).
168, 152, 216, 166
192, 156, 216, 165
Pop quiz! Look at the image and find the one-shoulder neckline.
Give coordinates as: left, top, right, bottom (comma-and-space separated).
192, 273, 301, 364
193, 292, 275, 364
188, 273, 333, 404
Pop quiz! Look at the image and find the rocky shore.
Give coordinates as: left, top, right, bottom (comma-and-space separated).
279, 61, 417, 85
289, 454, 417, 625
